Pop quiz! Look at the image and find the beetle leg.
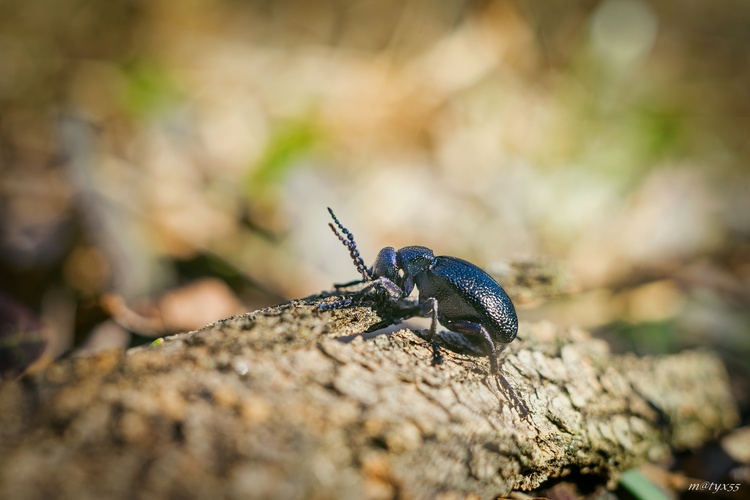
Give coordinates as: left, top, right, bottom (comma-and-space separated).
318, 298, 353, 311
333, 278, 366, 289
419, 297, 444, 365
357, 276, 404, 300
442, 320, 528, 417
319, 276, 403, 312
442, 320, 501, 374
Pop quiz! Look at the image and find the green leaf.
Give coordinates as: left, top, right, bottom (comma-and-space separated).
619, 469, 669, 500
247, 118, 318, 192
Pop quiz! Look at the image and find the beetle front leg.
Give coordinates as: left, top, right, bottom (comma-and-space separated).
333, 278, 367, 289
420, 297, 444, 366
359, 276, 404, 300
319, 276, 403, 312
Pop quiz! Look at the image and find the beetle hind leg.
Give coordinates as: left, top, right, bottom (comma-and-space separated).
443, 320, 528, 417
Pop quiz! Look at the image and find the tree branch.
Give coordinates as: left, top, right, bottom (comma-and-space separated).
0, 296, 738, 498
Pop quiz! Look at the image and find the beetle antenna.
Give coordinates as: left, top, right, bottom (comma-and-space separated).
327, 207, 371, 281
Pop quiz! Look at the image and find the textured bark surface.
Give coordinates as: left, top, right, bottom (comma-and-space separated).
0, 295, 739, 499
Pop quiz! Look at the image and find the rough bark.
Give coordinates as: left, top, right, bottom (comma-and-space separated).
0, 295, 738, 499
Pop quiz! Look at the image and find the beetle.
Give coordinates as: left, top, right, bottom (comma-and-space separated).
321, 207, 527, 415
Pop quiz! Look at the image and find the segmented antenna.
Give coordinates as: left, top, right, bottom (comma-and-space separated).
327, 207, 371, 281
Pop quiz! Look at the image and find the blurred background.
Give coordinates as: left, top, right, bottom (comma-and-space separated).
2, 0, 750, 494
0, 0, 748, 397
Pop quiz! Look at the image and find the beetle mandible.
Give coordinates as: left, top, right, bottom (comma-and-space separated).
322, 207, 527, 415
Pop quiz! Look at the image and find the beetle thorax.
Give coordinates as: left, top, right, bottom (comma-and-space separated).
396, 246, 435, 277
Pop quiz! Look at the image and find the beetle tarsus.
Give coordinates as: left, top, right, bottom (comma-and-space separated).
430, 342, 444, 365
318, 298, 353, 311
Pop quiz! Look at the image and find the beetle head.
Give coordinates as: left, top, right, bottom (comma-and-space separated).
372, 246, 399, 282
394, 246, 434, 295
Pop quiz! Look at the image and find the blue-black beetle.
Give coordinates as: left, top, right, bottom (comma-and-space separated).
322, 208, 526, 415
